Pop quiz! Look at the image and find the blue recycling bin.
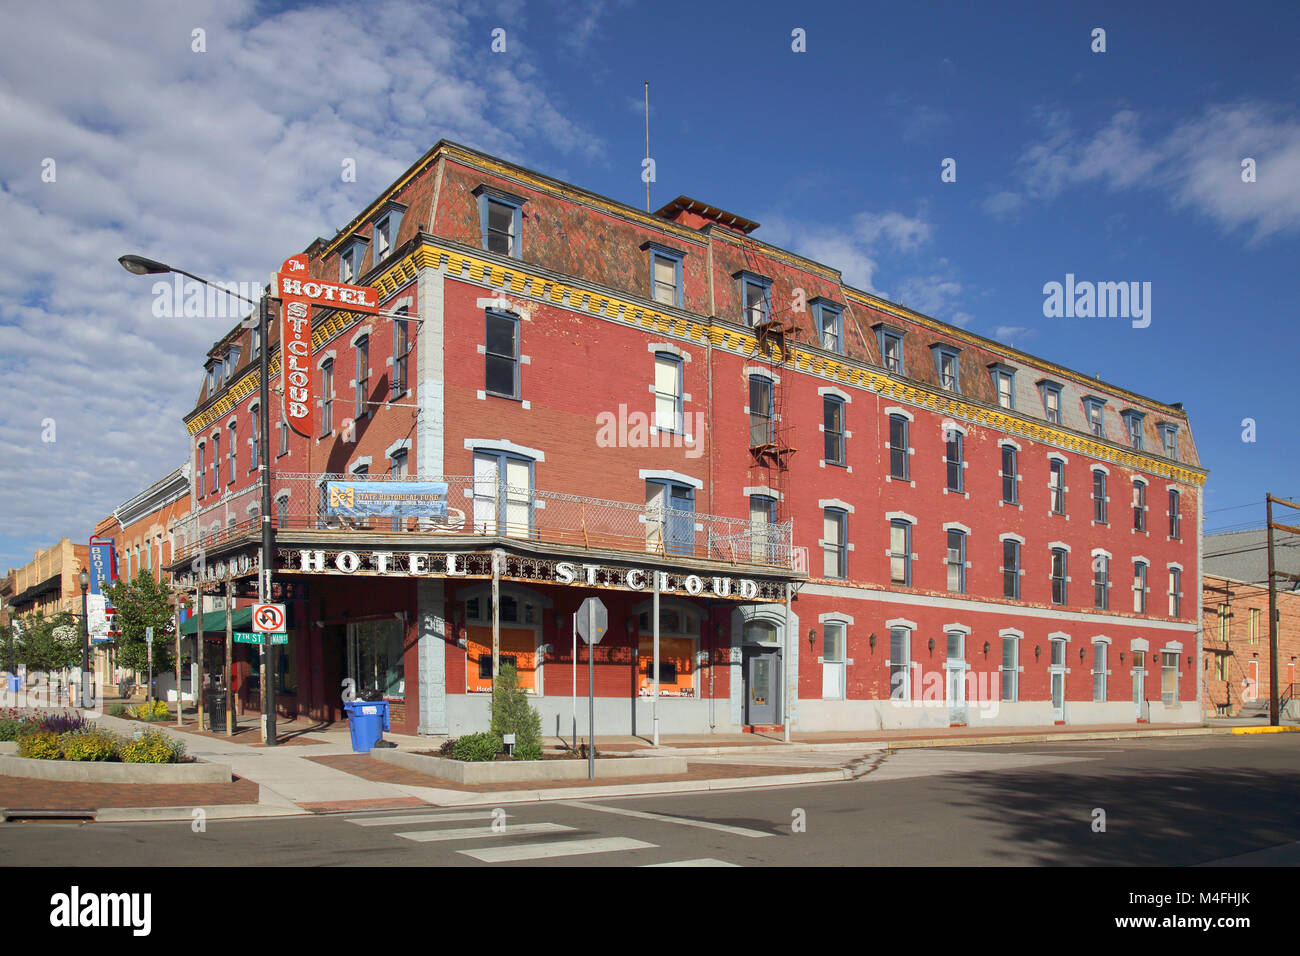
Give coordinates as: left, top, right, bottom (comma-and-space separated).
344, 699, 390, 752
6, 676, 20, 693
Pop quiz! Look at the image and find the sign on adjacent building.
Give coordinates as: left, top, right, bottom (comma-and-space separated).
325, 480, 449, 519
87, 537, 117, 598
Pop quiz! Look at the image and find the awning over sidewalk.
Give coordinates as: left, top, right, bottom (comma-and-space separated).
180, 607, 252, 635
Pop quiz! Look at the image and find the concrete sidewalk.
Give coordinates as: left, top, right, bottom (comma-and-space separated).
58, 714, 1260, 822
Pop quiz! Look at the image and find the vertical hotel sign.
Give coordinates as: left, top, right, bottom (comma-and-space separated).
275, 254, 380, 436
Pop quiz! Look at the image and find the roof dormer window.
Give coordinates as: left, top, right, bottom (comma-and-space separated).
340, 238, 368, 284
373, 201, 407, 264
931, 344, 961, 393
1121, 409, 1146, 450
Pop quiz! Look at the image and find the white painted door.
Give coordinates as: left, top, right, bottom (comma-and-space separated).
473, 453, 499, 534
1051, 671, 1065, 721
1132, 655, 1146, 720
946, 631, 967, 724
821, 623, 845, 699
502, 456, 531, 538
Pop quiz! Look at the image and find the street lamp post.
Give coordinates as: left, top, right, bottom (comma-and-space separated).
119, 254, 278, 746
78, 570, 90, 710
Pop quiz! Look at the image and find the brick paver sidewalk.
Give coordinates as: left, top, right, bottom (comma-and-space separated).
0, 775, 260, 811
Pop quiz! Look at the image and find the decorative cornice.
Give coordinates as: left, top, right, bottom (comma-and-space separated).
842, 288, 1186, 420
187, 239, 1207, 487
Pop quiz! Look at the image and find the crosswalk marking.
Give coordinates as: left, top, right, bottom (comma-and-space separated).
459, 837, 656, 863
395, 823, 572, 843
345, 811, 507, 827
643, 858, 740, 867
561, 800, 772, 838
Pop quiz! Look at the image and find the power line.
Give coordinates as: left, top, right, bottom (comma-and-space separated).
1205, 493, 1300, 516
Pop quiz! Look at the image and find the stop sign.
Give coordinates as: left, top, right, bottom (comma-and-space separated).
575, 597, 608, 644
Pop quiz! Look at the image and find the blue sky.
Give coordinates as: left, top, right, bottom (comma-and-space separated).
1, 0, 1297, 573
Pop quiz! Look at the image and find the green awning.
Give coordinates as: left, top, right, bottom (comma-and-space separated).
179, 606, 252, 635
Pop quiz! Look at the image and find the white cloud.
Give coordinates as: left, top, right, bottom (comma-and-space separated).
852, 210, 933, 254
760, 208, 934, 293
894, 274, 966, 323
992, 325, 1035, 344
1002, 102, 1300, 241
0, 0, 602, 572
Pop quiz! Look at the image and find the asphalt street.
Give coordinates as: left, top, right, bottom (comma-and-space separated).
3, 735, 1298, 867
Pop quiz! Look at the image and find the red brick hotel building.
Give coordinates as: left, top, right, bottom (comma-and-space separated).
169, 141, 1206, 737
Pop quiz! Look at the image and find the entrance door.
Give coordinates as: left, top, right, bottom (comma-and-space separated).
666, 484, 695, 557
946, 631, 967, 724
1050, 671, 1065, 722
1132, 650, 1146, 720
744, 648, 780, 725
947, 666, 967, 724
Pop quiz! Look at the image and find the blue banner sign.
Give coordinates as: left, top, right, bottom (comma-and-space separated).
87, 539, 117, 598
326, 481, 449, 519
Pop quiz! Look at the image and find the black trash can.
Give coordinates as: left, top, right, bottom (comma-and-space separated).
206, 690, 230, 734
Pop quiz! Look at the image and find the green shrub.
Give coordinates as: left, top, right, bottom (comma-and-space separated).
132, 700, 170, 722
489, 662, 544, 760
60, 728, 118, 762
108, 703, 127, 717
452, 732, 502, 762
17, 730, 62, 760
0, 718, 25, 741
118, 729, 183, 764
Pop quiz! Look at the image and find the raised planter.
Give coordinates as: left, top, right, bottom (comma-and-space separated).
0, 754, 232, 784
372, 748, 688, 784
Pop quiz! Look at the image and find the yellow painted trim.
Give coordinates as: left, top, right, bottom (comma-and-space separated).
186, 240, 1208, 486
318, 144, 1183, 425
1231, 725, 1300, 734
844, 288, 1187, 419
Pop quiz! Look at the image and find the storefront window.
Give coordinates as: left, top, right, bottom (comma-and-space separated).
463, 589, 541, 694
637, 604, 700, 697
348, 619, 405, 700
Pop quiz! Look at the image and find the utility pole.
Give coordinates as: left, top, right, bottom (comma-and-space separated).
259, 293, 278, 747
1264, 494, 1300, 726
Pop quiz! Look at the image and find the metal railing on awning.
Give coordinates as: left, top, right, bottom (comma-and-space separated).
172, 473, 795, 572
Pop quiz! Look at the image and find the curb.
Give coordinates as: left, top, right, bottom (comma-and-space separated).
884, 726, 1222, 750
631, 742, 889, 756
93, 802, 309, 823
1230, 725, 1300, 735
391, 769, 852, 806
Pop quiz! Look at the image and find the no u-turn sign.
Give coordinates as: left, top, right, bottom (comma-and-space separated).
253, 603, 286, 633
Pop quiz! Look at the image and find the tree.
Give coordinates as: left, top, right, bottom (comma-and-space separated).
15, 610, 82, 696
104, 570, 178, 675
0, 620, 15, 675
489, 662, 543, 760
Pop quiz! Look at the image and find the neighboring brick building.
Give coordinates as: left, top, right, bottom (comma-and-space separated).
94, 464, 193, 587
1202, 529, 1300, 716
167, 140, 1207, 737
4, 539, 100, 690
93, 464, 194, 697
6, 539, 89, 621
